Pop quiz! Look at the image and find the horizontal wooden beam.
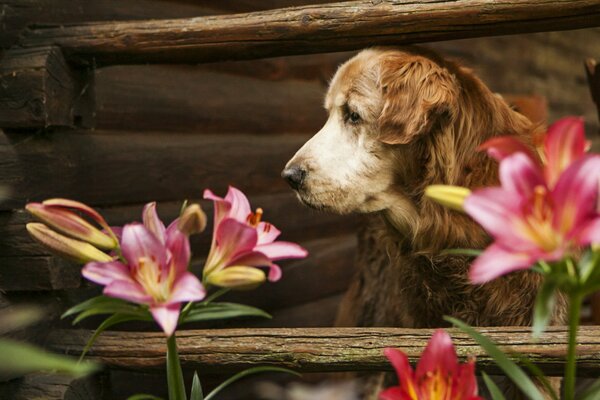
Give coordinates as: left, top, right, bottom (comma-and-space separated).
18, 0, 600, 65
49, 326, 600, 376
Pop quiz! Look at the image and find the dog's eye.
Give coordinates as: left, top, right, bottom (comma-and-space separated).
349, 112, 361, 124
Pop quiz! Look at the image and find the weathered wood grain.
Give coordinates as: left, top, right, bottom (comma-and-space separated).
0, 47, 88, 129
18, 0, 600, 66
0, 373, 105, 400
0, 129, 308, 211
0, 256, 81, 291
48, 326, 600, 376
585, 58, 600, 132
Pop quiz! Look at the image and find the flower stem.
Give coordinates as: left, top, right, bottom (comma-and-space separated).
167, 334, 187, 400
564, 292, 582, 400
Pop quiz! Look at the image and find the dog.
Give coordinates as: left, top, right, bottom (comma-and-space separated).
282, 47, 567, 398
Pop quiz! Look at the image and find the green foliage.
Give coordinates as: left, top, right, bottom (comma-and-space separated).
532, 278, 559, 337
445, 316, 545, 400
190, 372, 203, 400
0, 338, 97, 377
179, 302, 271, 325
126, 395, 164, 400
204, 367, 300, 400
167, 335, 187, 400
482, 372, 506, 400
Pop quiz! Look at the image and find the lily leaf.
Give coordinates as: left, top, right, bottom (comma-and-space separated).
167, 335, 187, 400
579, 378, 600, 400
482, 372, 507, 400
532, 279, 558, 338
127, 395, 164, 400
72, 304, 149, 325
80, 313, 151, 361
62, 296, 135, 319
204, 367, 300, 400
190, 371, 204, 400
180, 302, 271, 325
445, 316, 545, 400
440, 248, 482, 257
0, 338, 98, 377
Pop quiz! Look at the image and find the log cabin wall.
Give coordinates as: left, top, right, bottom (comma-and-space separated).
1, 1, 600, 398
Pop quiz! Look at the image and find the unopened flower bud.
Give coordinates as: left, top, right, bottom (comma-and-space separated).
26, 202, 117, 249
424, 185, 471, 212
26, 223, 113, 264
178, 204, 207, 235
206, 266, 266, 290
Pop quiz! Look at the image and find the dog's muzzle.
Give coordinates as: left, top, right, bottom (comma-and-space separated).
281, 165, 306, 190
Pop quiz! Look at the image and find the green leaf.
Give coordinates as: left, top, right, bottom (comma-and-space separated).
579, 378, 600, 400
482, 372, 507, 400
167, 335, 187, 400
532, 279, 558, 338
127, 395, 164, 400
445, 316, 545, 400
0, 338, 98, 377
72, 304, 149, 325
190, 371, 203, 400
440, 248, 482, 257
62, 296, 135, 319
0, 306, 44, 334
180, 302, 271, 325
515, 356, 558, 400
80, 313, 150, 361
204, 367, 300, 400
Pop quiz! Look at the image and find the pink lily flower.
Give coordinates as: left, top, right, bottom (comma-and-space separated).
380, 330, 481, 400
203, 186, 308, 288
465, 117, 600, 283
82, 203, 206, 336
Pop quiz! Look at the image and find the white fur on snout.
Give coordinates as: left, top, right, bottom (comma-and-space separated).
286, 110, 396, 214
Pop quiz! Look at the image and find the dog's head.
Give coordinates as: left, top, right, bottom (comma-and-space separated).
282, 48, 459, 215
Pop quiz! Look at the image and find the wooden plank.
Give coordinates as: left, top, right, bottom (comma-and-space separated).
0, 256, 81, 291
585, 58, 600, 133
48, 326, 600, 376
0, 46, 90, 129
18, 0, 600, 66
0, 373, 105, 400
0, 130, 309, 211
94, 66, 327, 133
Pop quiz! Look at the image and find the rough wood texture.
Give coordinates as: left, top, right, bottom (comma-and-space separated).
0, 256, 81, 291
48, 326, 600, 376
0, 373, 105, 400
0, 129, 308, 211
0, 46, 91, 129
19, 0, 600, 66
585, 58, 600, 132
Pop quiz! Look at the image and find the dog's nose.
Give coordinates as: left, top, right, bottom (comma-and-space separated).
281, 166, 306, 190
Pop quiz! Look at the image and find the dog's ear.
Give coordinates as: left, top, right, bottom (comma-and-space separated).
378, 55, 459, 145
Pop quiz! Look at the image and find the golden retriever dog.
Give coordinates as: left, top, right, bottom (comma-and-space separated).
282, 47, 566, 398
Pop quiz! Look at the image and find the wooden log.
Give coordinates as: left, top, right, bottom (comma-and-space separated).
585, 58, 600, 133
0, 373, 105, 400
18, 0, 600, 66
0, 129, 309, 211
0, 46, 92, 129
47, 326, 600, 376
0, 256, 81, 291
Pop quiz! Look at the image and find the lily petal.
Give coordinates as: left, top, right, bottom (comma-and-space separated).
499, 153, 545, 199
254, 241, 308, 261
575, 217, 600, 246
165, 221, 191, 275
224, 186, 253, 224
469, 244, 534, 283
169, 272, 206, 303
478, 136, 536, 162
383, 348, 417, 399
82, 261, 131, 286
268, 263, 282, 282
256, 222, 281, 245
379, 387, 410, 400
104, 280, 152, 304
150, 303, 181, 337
121, 223, 167, 269
42, 198, 111, 230
416, 329, 457, 380
142, 202, 166, 244
207, 266, 266, 289
204, 188, 233, 231
552, 155, 600, 236
544, 116, 586, 187
215, 219, 258, 261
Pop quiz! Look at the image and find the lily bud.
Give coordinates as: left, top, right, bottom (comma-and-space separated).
424, 185, 471, 212
26, 203, 117, 250
206, 266, 266, 290
178, 204, 207, 235
26, 223, 113, 264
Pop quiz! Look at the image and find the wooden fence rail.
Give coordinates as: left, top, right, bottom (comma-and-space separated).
48, 326, 600, 377
19, 0, 600, 66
